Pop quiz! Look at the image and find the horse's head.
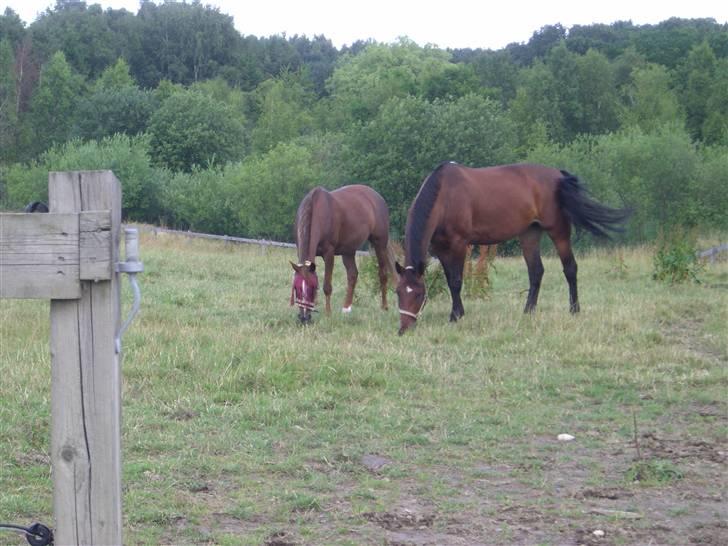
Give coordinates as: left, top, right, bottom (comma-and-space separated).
290, 261, 319, 324
395, 261, 427, 335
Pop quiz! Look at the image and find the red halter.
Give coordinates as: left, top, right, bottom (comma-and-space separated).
291, 268, 318, 310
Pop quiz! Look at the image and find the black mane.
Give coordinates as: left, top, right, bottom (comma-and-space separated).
405, 162, 451, 267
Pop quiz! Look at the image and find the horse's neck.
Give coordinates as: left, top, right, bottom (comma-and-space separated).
406, 207, 440, 268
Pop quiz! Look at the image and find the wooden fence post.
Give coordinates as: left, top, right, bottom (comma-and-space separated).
48, 171, 123, 545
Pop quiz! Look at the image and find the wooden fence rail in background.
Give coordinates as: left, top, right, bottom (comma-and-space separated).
132, 224, 370, 256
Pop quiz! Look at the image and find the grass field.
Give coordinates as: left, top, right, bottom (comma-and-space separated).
1, 231, 726, 545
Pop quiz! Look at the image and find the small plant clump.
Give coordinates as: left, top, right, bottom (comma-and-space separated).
625, 458, 684, 486
652, 228, 703, 283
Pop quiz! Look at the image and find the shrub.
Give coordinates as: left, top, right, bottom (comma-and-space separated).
0, 135, 165, 222
148, 90, 246, 172
652, 227, 703, 283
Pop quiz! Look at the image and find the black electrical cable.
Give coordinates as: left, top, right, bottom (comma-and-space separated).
0, 522, 54, 546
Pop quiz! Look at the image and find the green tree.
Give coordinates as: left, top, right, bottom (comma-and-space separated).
0, 8, 26, 47
344, 93, 517, 233
29, 1, 120, 79
94, 57, 135, 90
620, 64, 681, 132
544, 42, 581, 137
234, 139, 330, 239
147, 89, 245, 172
509, 60, 565, 146
0, 38, 18, 162
572, 49, 620, 135
73, 86, 158, 141
677, 41, 716, 141
250, 72, 314, 154
697, 145, 728, 230
27, 51, 84, 155
190, 76, 247, 113
326, 38, 453, 124
132, 0, 241, 87
464, 49, 520, 106
289, 34, 339, 96
420, 63, 480, 101
701, 59, 728, 145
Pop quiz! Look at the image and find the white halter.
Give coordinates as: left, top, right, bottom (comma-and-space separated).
398, 266, 427, 319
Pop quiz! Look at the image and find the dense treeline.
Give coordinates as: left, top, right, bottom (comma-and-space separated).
1, 1, 727, 244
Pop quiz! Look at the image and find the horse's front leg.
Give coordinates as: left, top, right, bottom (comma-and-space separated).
341, 253, 358, 313
323, 252, 335, 314
439, 248, 466, 322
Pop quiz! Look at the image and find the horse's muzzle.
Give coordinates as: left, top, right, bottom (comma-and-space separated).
397, 315, 416, 335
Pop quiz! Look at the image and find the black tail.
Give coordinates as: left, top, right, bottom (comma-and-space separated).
557, 171, 631, 238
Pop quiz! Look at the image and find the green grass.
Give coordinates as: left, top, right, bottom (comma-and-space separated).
1, 233, 726, 545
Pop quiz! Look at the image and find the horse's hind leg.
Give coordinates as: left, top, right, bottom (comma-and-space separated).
548, 229, 579, 313
372, 240, 389, 310
341, 253, 358, 312
520, 226, 544, 313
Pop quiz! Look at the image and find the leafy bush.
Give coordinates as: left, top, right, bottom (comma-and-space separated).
652, 227, 703, 283
148, 90, 246, 172
158, 166, 242, 234
73, 86, 159, 141
1, 135, 166, 222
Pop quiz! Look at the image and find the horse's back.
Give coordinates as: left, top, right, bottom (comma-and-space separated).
439, 163, 565, 241
327, 184, 389, 250
331, 185, 388, 227
331, 184, 387, 210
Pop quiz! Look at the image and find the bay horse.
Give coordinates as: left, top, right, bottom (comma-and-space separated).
290, 184, 395, 323
395, 162, 630, 334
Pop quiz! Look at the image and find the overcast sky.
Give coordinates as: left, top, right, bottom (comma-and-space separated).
4, 0, 726, 50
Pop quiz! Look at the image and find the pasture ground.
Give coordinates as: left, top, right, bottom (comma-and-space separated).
1, 231, 726, 545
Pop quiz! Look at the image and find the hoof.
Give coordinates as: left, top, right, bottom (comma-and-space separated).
341, 306, 352, 314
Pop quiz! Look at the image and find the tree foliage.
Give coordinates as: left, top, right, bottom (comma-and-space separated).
1, 6, 726, 244
148, 90, 245, 172
27, 51, 84, 155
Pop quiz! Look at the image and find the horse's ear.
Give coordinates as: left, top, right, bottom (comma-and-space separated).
416, 261, 426, 277
308, 261, 316, 273
395, 261, 404, 275
290, 261, 301, 273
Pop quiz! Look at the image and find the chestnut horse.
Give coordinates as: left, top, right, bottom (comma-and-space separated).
395, 162, 630, 334
290, 184, 395, 323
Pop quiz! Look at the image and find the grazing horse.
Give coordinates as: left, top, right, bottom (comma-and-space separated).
290, 184, 395, 323
395, 162, 630, 334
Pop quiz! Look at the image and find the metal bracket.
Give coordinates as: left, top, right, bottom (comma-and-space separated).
115, 228, 144, 353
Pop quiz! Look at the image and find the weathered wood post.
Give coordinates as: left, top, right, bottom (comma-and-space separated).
49, 171, 123, 545
0, 170, 124, 545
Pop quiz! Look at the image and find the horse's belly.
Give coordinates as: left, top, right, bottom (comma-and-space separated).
465, 220, 519, 245
468, 204, 538, 243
